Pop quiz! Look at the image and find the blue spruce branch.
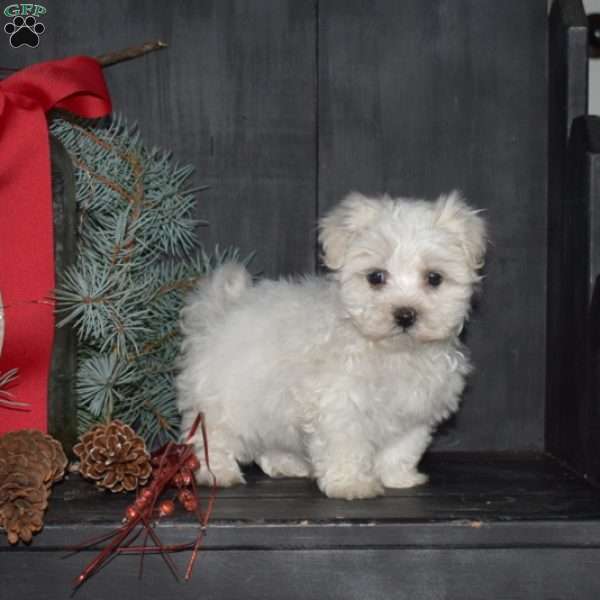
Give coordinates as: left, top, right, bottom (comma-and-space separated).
51, 115, 243, 447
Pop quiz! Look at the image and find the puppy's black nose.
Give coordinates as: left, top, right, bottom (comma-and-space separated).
394, 307, 417, 329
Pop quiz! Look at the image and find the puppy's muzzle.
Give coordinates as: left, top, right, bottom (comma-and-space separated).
394, 307, 417, 330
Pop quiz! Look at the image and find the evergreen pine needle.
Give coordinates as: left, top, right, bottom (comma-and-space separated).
51, 115, 241, 447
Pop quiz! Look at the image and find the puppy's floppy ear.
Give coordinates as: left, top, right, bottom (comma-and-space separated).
434, 191, 487, 270
319, 192, 384, 270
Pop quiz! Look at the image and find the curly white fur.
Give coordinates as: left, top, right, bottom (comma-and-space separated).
176, 191, 486, 499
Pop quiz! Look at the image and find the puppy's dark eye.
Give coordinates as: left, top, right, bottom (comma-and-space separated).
427, 271, 443, 287
367, 270, 387, 287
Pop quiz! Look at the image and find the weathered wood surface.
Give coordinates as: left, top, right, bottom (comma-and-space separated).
11, 0, 318, 278
2, 453, 600, 599
3, 548, 600, 600
5, 452, 600, 542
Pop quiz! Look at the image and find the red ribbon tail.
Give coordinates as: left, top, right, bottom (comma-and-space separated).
0, 56, 111, 433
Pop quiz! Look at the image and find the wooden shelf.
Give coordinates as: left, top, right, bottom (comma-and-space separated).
3, 453, 600, 599
41, 452, 600, 530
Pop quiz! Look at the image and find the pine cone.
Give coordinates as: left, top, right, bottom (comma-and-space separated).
0, 430, 67, 544
0, 429, 67, 488
73, 421, 151, 493
0, 486, 46, 544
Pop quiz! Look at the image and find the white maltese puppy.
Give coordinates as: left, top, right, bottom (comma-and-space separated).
176, 191, 486, 499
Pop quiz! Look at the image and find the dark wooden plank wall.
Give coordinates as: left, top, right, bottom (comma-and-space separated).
8, 0, 317, 277
4, 0, 548, 451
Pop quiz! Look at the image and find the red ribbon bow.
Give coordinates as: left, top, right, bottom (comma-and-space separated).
0, 56, 112, 433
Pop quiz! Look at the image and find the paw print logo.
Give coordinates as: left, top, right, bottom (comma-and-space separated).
4, 15, 45, 48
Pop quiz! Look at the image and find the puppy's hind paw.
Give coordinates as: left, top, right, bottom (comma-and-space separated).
257, 451, 311, 479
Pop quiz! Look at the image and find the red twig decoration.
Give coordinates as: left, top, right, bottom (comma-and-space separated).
71, 413, 216, 589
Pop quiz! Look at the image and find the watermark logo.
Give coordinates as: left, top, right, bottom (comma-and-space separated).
3, 4, 46, 48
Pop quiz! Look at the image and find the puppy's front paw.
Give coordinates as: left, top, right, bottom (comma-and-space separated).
194, 458, 245, 488
318, 475, 384, 500
381, 469, 428, 489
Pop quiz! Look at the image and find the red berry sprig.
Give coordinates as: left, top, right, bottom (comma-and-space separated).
72, 413, 217, 589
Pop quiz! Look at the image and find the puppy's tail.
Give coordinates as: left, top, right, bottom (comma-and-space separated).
180, 261, 252, 331
205, 261, 252, 305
